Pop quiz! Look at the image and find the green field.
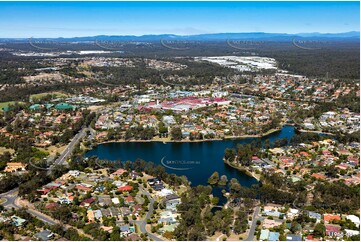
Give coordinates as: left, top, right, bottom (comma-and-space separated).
30, 92, 68, 100
0, 101, 25, 111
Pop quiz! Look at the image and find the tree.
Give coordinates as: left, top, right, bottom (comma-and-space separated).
224, 148, 236, 161
208, 171, 219, 185
218, 175, 228, 186
170, 127, 182, 140
229, 178, 242, 192
314, 223, 326, 237
109, 226, 121, 241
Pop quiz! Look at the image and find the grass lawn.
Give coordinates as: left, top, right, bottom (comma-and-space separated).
0, 147, 15, 155
0, 101, 25, 111
38, 145, 67, 156
30, 92, 68, 100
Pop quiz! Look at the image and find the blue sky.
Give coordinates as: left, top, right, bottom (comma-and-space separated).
0, 1, 359, 38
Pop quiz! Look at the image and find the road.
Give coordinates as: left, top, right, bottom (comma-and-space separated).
1, 114, 160, 239
0, 186, 161, 240
245, 206, 263, 241
54, 127, 87, 166
131, 186, 163, 241
263, 158, 286, 173
0, 188, 93, 239
244, 205, 287, 241
0, 188, 20, 209
46, 127, 88, 175
87, 127, 96, 141
0, 188, 57, 225
53, 107, 106, 169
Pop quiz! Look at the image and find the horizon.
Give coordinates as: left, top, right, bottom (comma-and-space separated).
0, 1, 359, 38
1, 30, 360, 39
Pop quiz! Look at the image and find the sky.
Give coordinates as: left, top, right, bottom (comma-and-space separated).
0, 1, 359, 38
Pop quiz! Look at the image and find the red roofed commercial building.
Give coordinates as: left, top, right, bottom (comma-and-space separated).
118, 185, 133, 192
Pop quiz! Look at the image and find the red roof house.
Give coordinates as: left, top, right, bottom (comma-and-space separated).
125, 195, 134, 205
118, 185, 133, 192
111, 168, 127, 176
325, 224, 342, 237
324, 214, 341, 223
80, 198, 95, 207
45, 202, 59, 210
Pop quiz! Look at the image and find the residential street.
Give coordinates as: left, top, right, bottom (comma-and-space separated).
0, 188, 20, 209
0, 188, 57, 225
245, 206, 263, 241
0, 188, 93, 239
131, 186, 163, 241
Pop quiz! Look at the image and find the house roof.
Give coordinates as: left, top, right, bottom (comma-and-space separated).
325, 224, 341, 233
80, 198, 95, 206
118, 185, 133, 191
120, 225, 130, 232
75, 185, 92, 191
125, 234, 141, 241
11, 216, 26, 227
260, 229, 270, 240
55, 103, 75, 110
163, 194, 180, 203
324, 214, 341, 222
45, 202, 59, 210
268, 232, 280, 241
126, 195, 134, 202
112, 168, 127, 175
346, 215, 360, 224
34, 230, 53, 241
286, 234, 302, 241
311, 173, 326, 180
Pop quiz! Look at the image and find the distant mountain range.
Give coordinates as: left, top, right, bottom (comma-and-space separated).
1, 31, 359, 42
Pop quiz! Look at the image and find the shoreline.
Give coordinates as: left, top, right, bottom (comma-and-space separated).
94, 127, 285, 145
223, 158, 261, 181
298, 129, 334, 136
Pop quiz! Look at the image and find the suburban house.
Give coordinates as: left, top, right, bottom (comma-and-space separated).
4, 162, 27, 172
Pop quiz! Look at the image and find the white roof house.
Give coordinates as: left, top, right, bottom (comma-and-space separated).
158, 188, 174, 197
346, 215, 360, 226
111, 197, 120, 205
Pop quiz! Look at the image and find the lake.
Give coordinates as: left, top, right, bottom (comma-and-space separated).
85, 125, 297, 203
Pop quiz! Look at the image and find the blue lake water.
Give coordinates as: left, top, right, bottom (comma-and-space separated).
85, 125, 297, 204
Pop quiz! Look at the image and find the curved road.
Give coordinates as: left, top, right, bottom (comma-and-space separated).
130, 187, 163, 241
0, 122, 162, 240
0, 188, 93, 239
0, 188, 57, 225
0, 188, 20, 209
